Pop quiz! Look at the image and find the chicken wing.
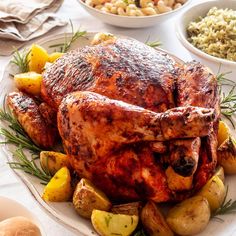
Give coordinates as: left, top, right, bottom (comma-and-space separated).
7, 92, 57, 148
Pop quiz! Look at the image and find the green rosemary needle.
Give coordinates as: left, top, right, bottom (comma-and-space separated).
0, 109, 42, 153
216, 72, 234, 86
146, 40, 162, 48
216, 71, 236, 127
213, 186, 236, 217
50, 20, 87, 53
10, 48, 30, 73
8, 147, 51, 184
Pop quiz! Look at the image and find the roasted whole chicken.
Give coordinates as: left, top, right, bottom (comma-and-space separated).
7, 36, 219, 203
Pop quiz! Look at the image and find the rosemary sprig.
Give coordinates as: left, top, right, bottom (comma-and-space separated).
50, 20, 87, 53
9, 147, 51, 184
10, 48, 30, 73
213, 186, 236, 217
216, 71, 236, 127
145, 35, 162, 48
220, 86, 236, 117
216, 72, 234, 86
146, 40, 162, 48
0, 109, 42, 153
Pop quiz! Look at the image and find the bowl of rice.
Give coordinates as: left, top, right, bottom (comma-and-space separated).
176, 0, 236, 78
77, 0, 192, 28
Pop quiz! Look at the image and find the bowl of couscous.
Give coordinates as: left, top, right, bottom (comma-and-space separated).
77, 0, 192, 28
176, 0, 236, 78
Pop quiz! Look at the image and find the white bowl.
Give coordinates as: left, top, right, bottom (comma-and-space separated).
77, 0, 192, 28
0, 196, 46, 236
176, 0, 236, 79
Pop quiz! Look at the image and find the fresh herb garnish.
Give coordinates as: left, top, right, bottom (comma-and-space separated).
0, 109, 42, 153
146, 40, 162, 48
8, 147, 51, 184
50, 20, 87, 53
104, 215, 112, 227
145, 35, 162, 48
217, 71, 234, 86
212, 186, 236, 218
10, 48, 30, 73
216, 71, 236, 128
220, 86, 236, 126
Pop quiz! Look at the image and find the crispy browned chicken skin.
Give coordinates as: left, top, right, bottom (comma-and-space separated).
8, 37, 219, 202
7, 92, 57, 148
58, 91, 215, 201
41, 38, 177, 112
51, 38, 219, 202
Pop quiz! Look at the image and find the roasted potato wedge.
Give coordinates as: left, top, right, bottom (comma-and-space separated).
166, 196, 210, 236
111, 202, 142, 216
48, 52, 64, 63
28, 44, 49, 73
197, 175, 226, 212
91, 209, 138, 236
214, 166, 225, 183
165, 166, 193, 191
14, 72, 42, 96
217, 120, 230, 147
73, 178, 111, 219
42, 167, 72, 202
217, 136, 236, 175
40, 151, 70, 176
141, 201, 173, 236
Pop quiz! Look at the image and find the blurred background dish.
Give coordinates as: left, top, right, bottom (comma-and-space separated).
176, 0, 236, 79
0, 196, 45, 236
76, 0, 192, 28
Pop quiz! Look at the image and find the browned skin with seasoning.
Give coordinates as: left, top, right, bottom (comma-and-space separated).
57, 91, 214, 201
7, 92, 57, 148
41, 38, 177, 112
166, 61, 219, 178
8, 38, 220, 202
175, 61, 219, 190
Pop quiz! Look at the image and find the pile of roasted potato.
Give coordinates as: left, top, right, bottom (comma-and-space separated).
12, 42, 236, 236
14, 44, 63, 96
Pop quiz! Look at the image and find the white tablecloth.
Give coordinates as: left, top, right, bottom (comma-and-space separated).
0, 0, 215, 235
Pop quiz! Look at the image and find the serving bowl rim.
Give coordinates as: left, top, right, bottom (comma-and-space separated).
77, 0, 193, 19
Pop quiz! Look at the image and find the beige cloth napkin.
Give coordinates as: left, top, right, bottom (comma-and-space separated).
0, 0, 67, 56
0, 0, 60, 23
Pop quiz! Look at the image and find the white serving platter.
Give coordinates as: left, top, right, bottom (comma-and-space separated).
0, 32, 236, 236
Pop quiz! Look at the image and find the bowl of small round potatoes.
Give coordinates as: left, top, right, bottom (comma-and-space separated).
77, 0, 192, 28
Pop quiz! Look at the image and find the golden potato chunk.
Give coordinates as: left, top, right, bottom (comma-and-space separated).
166, 196, 210, 236
40, 151, 70, 176
73, 178, 111, 219
91, 210, 138, 236
28, 44, 49, 73
217, 120, 230, 147
218, 136, 236, 174
48, 52, 64, 63
197, 175, 226, 212
42, 167, 72, 202
141, 201, 173, 236
14, 72, 42, 96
